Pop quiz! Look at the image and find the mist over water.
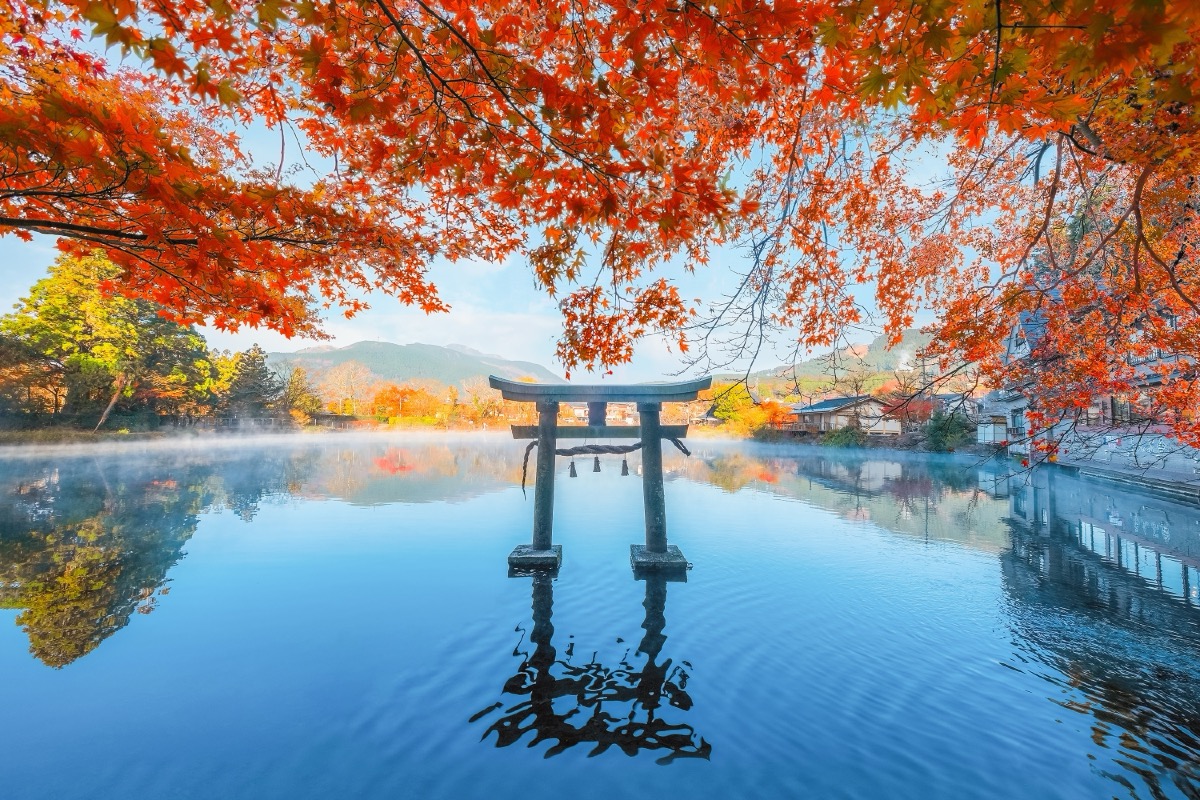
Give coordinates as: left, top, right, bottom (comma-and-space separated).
0, 429, 519, 460
0, 435, 1198, 799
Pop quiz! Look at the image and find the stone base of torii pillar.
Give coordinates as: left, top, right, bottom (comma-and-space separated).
508, 543, 563, 571
630, 545, 688, 579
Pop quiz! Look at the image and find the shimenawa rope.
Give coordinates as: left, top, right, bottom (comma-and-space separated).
520, 438, 691, 497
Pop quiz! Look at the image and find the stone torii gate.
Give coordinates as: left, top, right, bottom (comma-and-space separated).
489, 375, 711, 574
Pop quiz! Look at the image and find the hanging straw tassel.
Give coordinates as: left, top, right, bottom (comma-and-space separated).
621, 458, 629, 476
568, 460, 577, 477
593, 456, 601, 473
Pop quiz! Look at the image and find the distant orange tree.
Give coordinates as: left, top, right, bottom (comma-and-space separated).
372, 383, 443, 420
4, 0, 1200, 441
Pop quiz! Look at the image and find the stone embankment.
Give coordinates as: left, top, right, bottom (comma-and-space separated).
1053, 433, 1200, 504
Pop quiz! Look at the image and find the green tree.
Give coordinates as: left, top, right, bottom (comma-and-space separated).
711, 384, 756, 422
0, 253, 214, 428
0, 333, 64, 413
821, 427, 868, 449
223, 345, 283, 416
706, 383, 769, 436
925, 411, 974, 453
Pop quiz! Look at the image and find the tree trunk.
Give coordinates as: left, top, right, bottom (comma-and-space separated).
93, 374, 127, 432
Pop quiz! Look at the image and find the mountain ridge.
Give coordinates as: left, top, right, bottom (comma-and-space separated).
741, 329, 934, 381
267, 340, 566, 387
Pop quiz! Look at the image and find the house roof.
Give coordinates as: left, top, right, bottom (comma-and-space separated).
790, 395, 876, 414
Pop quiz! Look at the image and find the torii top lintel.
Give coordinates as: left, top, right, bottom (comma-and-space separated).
488, 375, 712, 404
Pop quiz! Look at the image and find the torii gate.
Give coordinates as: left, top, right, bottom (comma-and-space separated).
489, 375, 712, 574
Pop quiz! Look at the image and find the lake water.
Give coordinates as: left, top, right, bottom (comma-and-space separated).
1, 434, 1198, 799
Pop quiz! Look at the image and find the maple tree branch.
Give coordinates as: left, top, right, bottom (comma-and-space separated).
988, 0, 1002, 110
1132, 165, 1200, 315
1070, 119, 1106, 157
1002, 23, 1088, 30
371, 0, 620, 189
0, 214, 339, 250
107, 244, 224, 304
0, 215, 198, 243
1018, 136, 1063, 272
673, 0, 778, 68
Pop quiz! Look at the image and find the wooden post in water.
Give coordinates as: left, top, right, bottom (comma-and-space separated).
638, 402, 667, 553
532, 401, 559, 551
507, 400, 563, 571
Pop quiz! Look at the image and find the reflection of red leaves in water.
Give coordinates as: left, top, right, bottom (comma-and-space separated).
374, 449, 416, 474
755, 469, 778, 483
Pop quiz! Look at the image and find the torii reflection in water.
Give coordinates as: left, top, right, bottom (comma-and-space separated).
470, 570, 710, 764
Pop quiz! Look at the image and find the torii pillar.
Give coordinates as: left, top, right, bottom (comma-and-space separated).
490, 375, 711, 575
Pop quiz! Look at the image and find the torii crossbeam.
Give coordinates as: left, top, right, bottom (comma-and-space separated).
489, 375, 711, 575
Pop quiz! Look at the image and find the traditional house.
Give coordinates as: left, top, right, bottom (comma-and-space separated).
565, 401, 637, 424
786, 395, 902, 435
976, 306, 1193, 456
976, 310, 1046, 453
932, 392, 980, 418
606, 402, 637, 424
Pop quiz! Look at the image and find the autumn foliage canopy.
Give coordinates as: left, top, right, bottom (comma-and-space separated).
2, 0, 1200, 439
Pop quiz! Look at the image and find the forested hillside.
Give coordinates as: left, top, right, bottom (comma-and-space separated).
268, 342, 564, 388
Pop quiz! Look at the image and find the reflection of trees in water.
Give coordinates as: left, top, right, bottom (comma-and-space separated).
677, 448, 1008, 549
0, 438, 597, 668
684, 452, 767, 493
682, 449, 981, 503
0, 459, 214, 667
0, 448, 324, 666
210, 448, 322, 520
472, 573, 710, 763
1002, 518, 1200, 799
301, 440, 533, 504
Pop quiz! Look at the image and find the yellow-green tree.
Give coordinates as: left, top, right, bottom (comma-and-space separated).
278, 365, 322, 425
0, 253, 214, 427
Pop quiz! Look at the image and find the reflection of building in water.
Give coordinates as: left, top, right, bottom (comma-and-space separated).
999, 469, 1200, 799
785, 455, 905, 493
471, 572, 709, 763
996, 466, 1200, 604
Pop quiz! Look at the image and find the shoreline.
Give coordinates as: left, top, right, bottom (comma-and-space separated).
5, 425, 1199, 506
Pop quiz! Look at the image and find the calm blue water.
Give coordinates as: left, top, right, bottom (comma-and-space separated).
1, 434, 1198, 799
